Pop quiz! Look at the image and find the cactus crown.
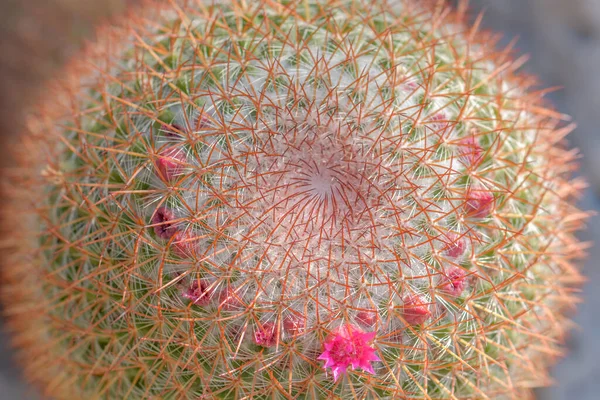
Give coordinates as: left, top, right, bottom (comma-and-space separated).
1, 0, 587, 399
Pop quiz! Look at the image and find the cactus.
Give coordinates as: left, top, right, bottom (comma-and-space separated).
0, 0, 589, 398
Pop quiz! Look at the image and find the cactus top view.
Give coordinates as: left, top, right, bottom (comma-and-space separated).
0, 0, 589, 398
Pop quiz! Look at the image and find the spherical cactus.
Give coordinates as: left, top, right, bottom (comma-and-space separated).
1, 0, 589, 398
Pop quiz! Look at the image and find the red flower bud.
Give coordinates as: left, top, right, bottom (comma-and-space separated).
283, 314, 306, 335
464, 188, 494, 218
442, 232, 467, 258
151, 206, 178, 239
438, 267, 467, 297
254, 322, 277, 347
154, 146, 187, 182
356, 309, 378, 327
401, 294, 431, 326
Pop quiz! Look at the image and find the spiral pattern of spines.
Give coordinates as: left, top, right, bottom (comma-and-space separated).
0, 0, 588, 399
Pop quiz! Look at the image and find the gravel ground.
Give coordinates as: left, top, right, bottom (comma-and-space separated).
1, 1, 599, 399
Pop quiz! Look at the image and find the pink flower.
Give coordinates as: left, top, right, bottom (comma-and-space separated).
356, 308, 378, 327
154, 146, 187, 182
458, 135, 484, 166
217, 287, 244, 311
254, 322, 277, 347
401, 79, 419, 92
442, 232, 466, 258
182, 280, 213, 306
283, 314, 306, 336
171, 231, 198, 258
438, 266, 467, 297
401, 294, 431, 326
464, 188, 494, 218
318, 324, 380, 381
151, 206, 178, 239
429, 112, 450, 135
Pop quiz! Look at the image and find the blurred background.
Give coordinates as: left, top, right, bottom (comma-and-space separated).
1, 0, 599, 398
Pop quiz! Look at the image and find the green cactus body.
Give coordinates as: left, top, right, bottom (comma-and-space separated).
1, 0, 587, 399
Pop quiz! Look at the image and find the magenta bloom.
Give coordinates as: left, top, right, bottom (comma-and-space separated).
171, 231, 198, 258
439, 266, 468, 297
464, 188, 494, 218
182, 280, 213, 306
356, 308, 378, 327
401, 294, 431, 326
151, 206, 178, 239
318, 324, 380, 381
283, 314, 305, 335
442, 232, 467, 258
253, 322, 277, 347
154, 146, 187, 182
458, 135, 484, 166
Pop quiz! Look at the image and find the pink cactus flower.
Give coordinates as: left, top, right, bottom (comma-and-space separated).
151, 206, 178, 239
429, 112, 450, 135
154, 146, 187, 182
217, 287, 244, 311
458, 135, 484, 166
254, 322, 277, 347
318, 324, 380, 381
430, 112, 446, 123
402, 79, 419, 92
171, 231, 197, 258
356, 308, 378, 327
401, 294, 431, 326
182, 280, 213, 306
283, 314, 306, 335
464, 188, 494, 218
438, 267, 467, 297
442, 232, 466, 258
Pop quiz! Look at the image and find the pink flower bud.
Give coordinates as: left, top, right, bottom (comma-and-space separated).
217, 287, 244, 311
438, 267, 467, 297
171, 231, 198, 258
458, 135, 484, 166
431, 113, 446, 123
254, 322, 277, 347
154, 146, 187, 182
402, 80, 419, 92
283, 314, 306, 335
356, 309, 378, 327
442, 232, 466, 258
182, 280, 213, 306
464, 188, 494, 218
401, 294, 431, 326
429, 112, 450, 135
151, 206, 178, 239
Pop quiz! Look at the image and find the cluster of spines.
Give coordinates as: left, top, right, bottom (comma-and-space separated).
0, 0, 588, 399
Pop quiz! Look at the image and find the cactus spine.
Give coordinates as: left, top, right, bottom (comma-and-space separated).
1, 0, 588, 398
